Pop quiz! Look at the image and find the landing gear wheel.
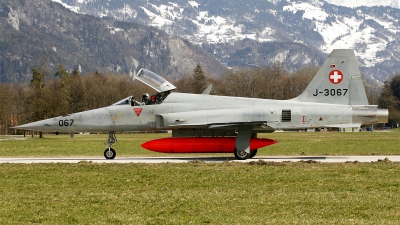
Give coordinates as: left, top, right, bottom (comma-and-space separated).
104, 147, 116, 159
234, 148, 250, 160
249, 149, 258, 158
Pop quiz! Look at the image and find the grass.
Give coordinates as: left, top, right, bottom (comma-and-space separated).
0, 130, 399, 157
1, 162, 400, 224
265, 130, 400, 156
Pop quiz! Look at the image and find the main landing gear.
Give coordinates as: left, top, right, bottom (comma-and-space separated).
250, 149, 258, 158
234, 126, 257, 160
234, 149, 258, 160
104, 132, 117, 159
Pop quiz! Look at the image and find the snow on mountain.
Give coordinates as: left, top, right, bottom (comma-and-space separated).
324, 0, 400, 9
51, 0, 400, 82
141, 6, 174, 28
188, 1, 200, 8
284, 2, 328, 21
51, 0, 79, 13
284, 1, 400, 67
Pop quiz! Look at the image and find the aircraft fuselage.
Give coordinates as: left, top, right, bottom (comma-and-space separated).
19, 92, 385, 134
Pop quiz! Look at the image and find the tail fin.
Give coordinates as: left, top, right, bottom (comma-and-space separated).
292, 49, 369, 105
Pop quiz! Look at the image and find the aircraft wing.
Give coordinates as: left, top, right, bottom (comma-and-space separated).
324, 124, 362, 128
208, 122, 275, 133
158, 109, 275, 132
166, 121, 272, 128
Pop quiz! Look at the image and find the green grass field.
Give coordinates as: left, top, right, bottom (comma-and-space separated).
0, 131, 400, 224
1, 162, 400, 224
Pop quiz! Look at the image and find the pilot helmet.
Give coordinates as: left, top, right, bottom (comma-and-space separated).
142, 93, 149, 99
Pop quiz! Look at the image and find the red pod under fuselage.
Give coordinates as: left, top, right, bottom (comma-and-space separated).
141, 137, 278, 153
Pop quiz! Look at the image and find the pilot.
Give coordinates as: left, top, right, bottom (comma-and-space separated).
142, 93, 150, 105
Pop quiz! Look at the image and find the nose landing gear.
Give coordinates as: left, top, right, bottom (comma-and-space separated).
104, 132, 117, 159
104, 147, 116, 159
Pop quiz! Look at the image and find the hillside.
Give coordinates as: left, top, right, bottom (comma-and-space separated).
57, 0, 400, 82
3, 0, 400, 83
0, 0, 226, 83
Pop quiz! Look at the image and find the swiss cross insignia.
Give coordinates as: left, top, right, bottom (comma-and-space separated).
329, 70, 343, 84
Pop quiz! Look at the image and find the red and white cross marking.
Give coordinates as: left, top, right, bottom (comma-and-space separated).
329, 70, 343, 84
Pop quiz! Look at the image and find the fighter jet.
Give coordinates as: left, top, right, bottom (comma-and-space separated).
15, 49, 388, 160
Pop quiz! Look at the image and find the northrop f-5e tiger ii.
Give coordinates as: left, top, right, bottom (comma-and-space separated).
15, 49, 388, 160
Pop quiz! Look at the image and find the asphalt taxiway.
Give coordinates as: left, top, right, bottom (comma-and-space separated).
0, 156, 398, 164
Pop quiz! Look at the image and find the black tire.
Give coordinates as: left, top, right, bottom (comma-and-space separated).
234, 148, 250, 160
249, 149, 258, 158
104, 147, 116, 159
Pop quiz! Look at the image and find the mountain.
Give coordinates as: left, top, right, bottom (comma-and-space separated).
54, 0, 400, 82
0, 0, 226, 83
2, 0, 400, 84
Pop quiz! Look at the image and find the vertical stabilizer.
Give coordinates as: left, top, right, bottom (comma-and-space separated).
292, 49, 369, 105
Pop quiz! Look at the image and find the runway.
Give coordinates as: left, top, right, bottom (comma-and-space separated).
0, 155, 398, 164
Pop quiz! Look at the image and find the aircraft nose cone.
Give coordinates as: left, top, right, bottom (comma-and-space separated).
14, 121, 45, 130
14, 118, 57, 131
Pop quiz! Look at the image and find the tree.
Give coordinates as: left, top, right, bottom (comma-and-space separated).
174, 76, 194, 93
55, 64, 70, 80
364, 81, 381, 105
40, 55, 50, 84
285, 66, 318, 99
31, 68, 44, 89
192, 65, 206, 94
83, 72, 109, 109
25, 68, 53, 137
218, 69, 250, 97
267, 61, 289, 100
0, 84, 11, 134
54, 64, 72, 115
71, 69, 80, 77
69, 69, 86, 113
378, 80, 400, 127
27, 68, 47, 122
389, 74, 400, 101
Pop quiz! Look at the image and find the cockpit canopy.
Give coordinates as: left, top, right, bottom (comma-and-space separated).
111, 95, 140, 106
135, 69, 176, 93
111, 69, 175, 106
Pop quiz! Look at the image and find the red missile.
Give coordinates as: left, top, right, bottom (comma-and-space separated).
141, 137, 278, 153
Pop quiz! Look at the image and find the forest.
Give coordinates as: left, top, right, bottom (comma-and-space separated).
0, 62, 399, 135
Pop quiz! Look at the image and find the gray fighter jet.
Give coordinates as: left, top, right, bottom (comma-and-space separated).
15, 49, 388, 160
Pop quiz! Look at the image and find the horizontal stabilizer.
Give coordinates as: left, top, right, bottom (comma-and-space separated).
202, 84, 213, 95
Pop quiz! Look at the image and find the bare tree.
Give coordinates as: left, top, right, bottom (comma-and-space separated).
285, 66, 318, 99
174, 76, 194, 93
0, 84, 11, 134
364, 80, 382, 105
